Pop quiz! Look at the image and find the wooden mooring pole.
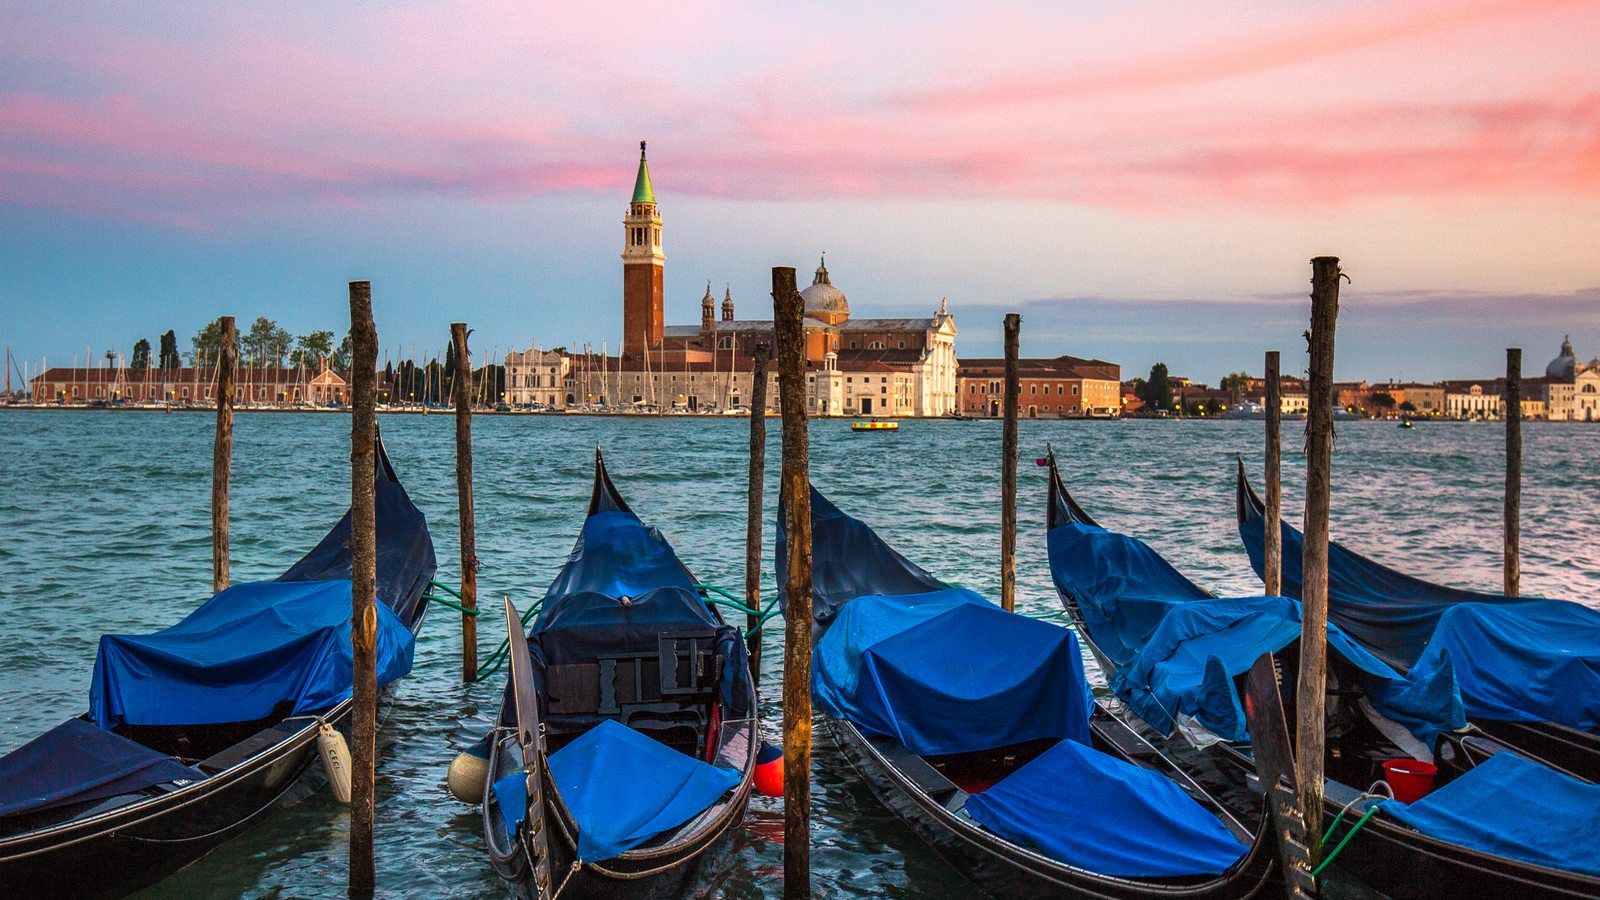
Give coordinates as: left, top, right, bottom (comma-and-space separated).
1000, 313, 1020, 612
774, 267, 812, 900
347, 282, 379, 897
1264, 350, 1283, 596
745, 342, 771, 678
1504, 348, 1521, 597
212, 316, 236, 594
1298, 257, 1341, 867
451, 323, 479, 680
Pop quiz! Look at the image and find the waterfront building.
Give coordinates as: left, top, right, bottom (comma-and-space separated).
596, 145, 959, 417
1540, 336, 1600, 421
958, 356, 1122, 418
1442, 381, 1503, 420
504, 347, 570, 408
28, 365, 348, 406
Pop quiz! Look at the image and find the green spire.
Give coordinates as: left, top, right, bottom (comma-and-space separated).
632, 141, 655, 205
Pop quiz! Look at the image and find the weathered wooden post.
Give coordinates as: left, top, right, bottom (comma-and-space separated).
212, 316, 236, 594
1000, 312, 1020, 612
745, 342, 771, 677
1298, 257, 1341, 866
774, 267, 812, 900
347, 281, 379, 897
1504, 347, 1521, 597
451, 323, 479, 680
1264, 350, 1283, 596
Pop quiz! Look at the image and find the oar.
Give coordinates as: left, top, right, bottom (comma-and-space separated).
503, 597, 555, 896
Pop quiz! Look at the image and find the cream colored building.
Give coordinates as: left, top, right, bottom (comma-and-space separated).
505, 347, 571, 408
1541, 336, 1600, 421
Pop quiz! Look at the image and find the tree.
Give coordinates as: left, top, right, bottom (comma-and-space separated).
290, 330, 335, 369
1137, 363, 1174, 412
1205, 397, 1225, 415
332, 334, 353, 371
1219, 371, 1251, 403
131, 339, 152, 369
1370, 391, 1397, 410
159, 330, 181, 370
190, 320, 223, 368
242, 317, 292, 368
1399, 400, 1417, 413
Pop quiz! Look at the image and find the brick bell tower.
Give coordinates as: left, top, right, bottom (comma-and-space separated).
621, 141, 664, 359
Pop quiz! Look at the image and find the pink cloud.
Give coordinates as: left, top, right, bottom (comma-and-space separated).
1, 1, 1598, 227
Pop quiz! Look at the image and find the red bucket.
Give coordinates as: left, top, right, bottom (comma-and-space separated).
1382, 759, 1438, 803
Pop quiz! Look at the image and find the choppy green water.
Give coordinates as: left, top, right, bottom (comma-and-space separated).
1, 411, 1595, 898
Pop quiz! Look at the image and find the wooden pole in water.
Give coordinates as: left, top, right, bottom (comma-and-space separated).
347, 281, 379, 897
1264, 350, 1283, 596
1000, 312, 1021, 612
774, 267, 812, 900
211, 316, 236, 594
451, 323, 479, 680
744, 342, 771, 678
1504, 347, 1521, 597
1298, 257, 1341, 867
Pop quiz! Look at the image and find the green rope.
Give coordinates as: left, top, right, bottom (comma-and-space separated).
1311, 804, 1379, 878
426, 594, 478, 616
427, 579, 463, 600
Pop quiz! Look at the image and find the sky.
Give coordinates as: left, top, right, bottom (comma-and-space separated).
2, 0, 1598, 383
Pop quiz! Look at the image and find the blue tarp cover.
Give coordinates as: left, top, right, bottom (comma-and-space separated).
778, 488, 947, 626
966, 737, 1249, 877
1113, 596, 1462, 745
814, 589, 1094, 755
1408, 601, 1600, 730
1049, 520, 1462, 743
90, 579, 416, 729
0, 719, 203, 817
492, 770, 529, 838
1239, 495, 1600, 730
1381, 751, 1600, 877
1047, 520, 1212, 669
547, 720, 740, 861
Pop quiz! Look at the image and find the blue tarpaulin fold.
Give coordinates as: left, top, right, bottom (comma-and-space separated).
492, 770, 529, 837
966, 737, 1249, 877
1408, 602, 1600, 729
1048, 520, 1462, 744
90, 579, 415, 729
1239, 485, 1600, 730
814, 589, 1094, 755
547, 720, 740, 861
777, 488, 947, 626
0, 719, 203, 817
1381, 751, 1600, 877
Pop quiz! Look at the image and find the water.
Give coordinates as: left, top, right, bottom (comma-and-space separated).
1, 411, 1595, 898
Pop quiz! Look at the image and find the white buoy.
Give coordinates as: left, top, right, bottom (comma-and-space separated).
318, 722, 352, 804
447, 749, 489, 805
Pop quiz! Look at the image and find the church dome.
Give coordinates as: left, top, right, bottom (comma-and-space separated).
800, 258, 849, 323
1546, 335, 1577, 380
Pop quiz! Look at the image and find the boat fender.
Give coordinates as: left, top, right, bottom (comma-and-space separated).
447, 732, 493, 804
318, 721, 353, 804
754, 743, 784, 797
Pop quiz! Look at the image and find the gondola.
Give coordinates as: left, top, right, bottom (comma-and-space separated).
480, 450, 756, 899
0, 435, 437, 899
1234, 461, 1600, 780
776, 483, 1283, 899
1046, 452, 1600, 899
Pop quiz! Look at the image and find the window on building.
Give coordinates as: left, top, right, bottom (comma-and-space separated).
1029, 385, 1036, 395
898, 341, 904, 349
869, 341, 884, 350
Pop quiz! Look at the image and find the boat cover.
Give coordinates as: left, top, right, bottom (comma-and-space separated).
1114, 594, 1462, 744
966, 737, 1249, 877
546, 719, 740, 861
277, 445, 438, 624
90, 579, 416, 729
1381, 751, 1600, 878
1407, 601, 1600, 729
814, 589, 1094, 755
777, 487, 947, 626
1047, 519, 1211, 669
523, 507, 752, 731
0, 719, 204, 817
1049, 519, 1462, 743
1238, 479, 1600, 729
